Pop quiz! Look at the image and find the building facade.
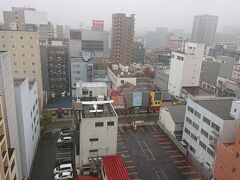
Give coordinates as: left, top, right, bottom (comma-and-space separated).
214, 127, 240, 180
56, 25, 64, 38
111, 13, 135, 64
133, 41, 145, 64
154, 66, 169, 90
191, 14, 218, 45
182, 97, 240, 171
0, 30, 44, 108
14, 77, 40, 178
0, 96, 18, 180
47, 38, 70, 97
0, 52, 22, 178
168, 42, 205, 97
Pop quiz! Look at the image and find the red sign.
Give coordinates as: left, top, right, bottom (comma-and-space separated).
92, 20, 104, 30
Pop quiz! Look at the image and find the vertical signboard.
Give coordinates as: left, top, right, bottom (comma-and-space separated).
132, 92, 143, 107
92, 20, 104, 30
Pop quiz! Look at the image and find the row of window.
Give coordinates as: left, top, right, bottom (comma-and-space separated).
2, 44, 34, 48
186, 116, 199, 130
14, 62, 35, 65
1, 35, 33, 40
14, 70, 36, 74
187, 105, 221, 132
95, 121, 114, 127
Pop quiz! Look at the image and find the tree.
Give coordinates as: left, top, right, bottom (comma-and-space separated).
40, 109, 52, 131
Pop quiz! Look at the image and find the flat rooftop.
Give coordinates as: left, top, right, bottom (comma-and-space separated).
109, 66, 136, 78
168, 105, 186, 124
81, 82, 107, 88
183, 86, 215, 96
193, 98, 234, 120
82, 102, 117, 118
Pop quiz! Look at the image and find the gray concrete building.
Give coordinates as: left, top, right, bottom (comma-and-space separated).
56, 25, 64, 38
144, 27, 168, 50
191, 14, 218, 45
154, 66, 170, 90
134, 41, 145, 64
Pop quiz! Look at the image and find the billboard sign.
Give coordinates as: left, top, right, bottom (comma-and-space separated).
132, 92, 142, 107
92, 20, 104, 30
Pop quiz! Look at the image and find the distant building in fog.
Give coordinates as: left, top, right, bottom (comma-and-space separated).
134, 41, 145, 64
191, 14, 218, 45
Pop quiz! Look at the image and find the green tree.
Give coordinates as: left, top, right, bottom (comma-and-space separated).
40, 109, 52, 131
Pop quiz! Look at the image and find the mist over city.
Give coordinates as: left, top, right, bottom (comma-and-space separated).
0, 0, 240, 180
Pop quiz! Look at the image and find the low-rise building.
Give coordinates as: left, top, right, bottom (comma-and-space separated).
182, 86, 215, 101
14, 77, 40, 177
73, 100, 118, 171
182, 97, 240, 171
159, 105, 186, 140
108, 64, 136, 89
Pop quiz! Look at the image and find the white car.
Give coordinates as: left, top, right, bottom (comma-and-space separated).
53, 163, 73, 174
57, 136, 72, 144
54, 171, 73, 180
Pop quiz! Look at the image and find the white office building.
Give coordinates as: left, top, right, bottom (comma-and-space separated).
14, 77, 40, 177
74, 100, 118, 170
182, 97, 240, 171
168, 42, 205, 97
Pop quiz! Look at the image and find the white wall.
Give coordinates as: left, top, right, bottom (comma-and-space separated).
159, 107, 176, 134
14, 78, 40, 177
79, 115, 118, 167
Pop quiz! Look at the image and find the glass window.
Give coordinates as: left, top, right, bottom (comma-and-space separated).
189, 145, 196, 154
187, 106, 194, 113
89, 138, 99, 142
186, 117, 192, 125
201, 128, 209, 138
191, 133, 197, 142
107, 121, 114, 126
199, 140, 207, 150
95, 122, 104, 127
192, 122, 199, 130
184, 127, 190, 135
211, 122, 220, 132
207, 148, 215, 157
194, 110, 201, 118
203, 116, 211, 125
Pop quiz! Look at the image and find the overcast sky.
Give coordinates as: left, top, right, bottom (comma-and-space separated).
1, 0, 240, 35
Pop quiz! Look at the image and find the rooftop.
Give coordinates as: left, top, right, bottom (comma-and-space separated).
80, 82, 107, 88
193, 98, 234, 120
102, 155, 130, 180
168, 105, 186, 124
77, 176, 101, 180
183, 86, 215, 96
46, 97, 73, 109
109, 66, 136, 78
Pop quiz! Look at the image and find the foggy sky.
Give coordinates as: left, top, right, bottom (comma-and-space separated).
1, 0, 240, 35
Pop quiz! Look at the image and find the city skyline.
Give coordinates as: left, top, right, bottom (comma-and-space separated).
0, 0, 240, 34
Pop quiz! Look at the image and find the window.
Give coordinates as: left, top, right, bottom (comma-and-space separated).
21, 45, 24, 48
194, 110, 201, 118
199, 140, 207, 150
207, 148, 215, 157
95, 122, 103, 127
201, 128, 208, 138
30, 45, 33, 48
15, 70, 17, 73
232, 167, 236, 175
184, 127, 190, 135
107, 121, 114, 126
121, 80, 124, 84
23, 70, 26, 73
1, 35, 4, 39
203, 116, 211, 125
12, 45, 15, 48
31, 54, 34, 57
189, 145, 196, 154
191, 133, 197, 142
2, 44, 6, 48
187, 106, 194, 113
12, 53, 16, 57
14, 62, 17, 65
89, 149, 98, 153
20, 36, 23, 39
32, 62, 35, 65
32, 71, 35, 73
89, 138, 99, 142
22, 54, 25, 57
192, 122, 199, 130
211, 122, 220, 132
23, 62, 26, 65
186, 117, 192, 125
177, 56, 184, 61
10, 35, 14, 39
30, 36, 33, 40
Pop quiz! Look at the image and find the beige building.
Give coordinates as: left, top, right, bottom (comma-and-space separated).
111, 13, 135, 64
0, 96, 18, 180
0, 30, 44, 108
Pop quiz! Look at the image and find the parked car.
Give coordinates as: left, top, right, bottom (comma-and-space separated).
60, 130, 72, 137
60, 127, 73, 132
54, 171, 73, 180
53, 163, 72, 174
55, 157, 72, 166
57, 136, 72, 144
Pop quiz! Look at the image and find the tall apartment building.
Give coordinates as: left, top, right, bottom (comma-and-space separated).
111, 13, 135, 64
73, 100, 118, 171
0, 30, 44, 108
47, 38, 70, 97
214, 127, 240, 180
182, 97, 240, 171
0, 52, 22, 178
14, 77, 40, 178
191, 14, 218, 45
168, 42, 205, 97
0, 96, 18, 180
144, 27, 168, 50
56, 25, 64, 38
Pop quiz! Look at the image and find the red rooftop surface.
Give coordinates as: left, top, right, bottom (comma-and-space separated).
77, 176, 101, 180
111, 95, 125, 109
102, 155, 130, 180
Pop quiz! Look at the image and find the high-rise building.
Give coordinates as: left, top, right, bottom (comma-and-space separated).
133, 41, 145, 64
191, 14, 218, 45
14, 77, 40, 177
144, 27, 168, 50
168, 42, 205, 97
0, 30, 44, 108
0, 52, 22, 178
0, 95, 18, 180
56, 25, 64, 38
111, 13, 135, 64
47, 38, 70, 97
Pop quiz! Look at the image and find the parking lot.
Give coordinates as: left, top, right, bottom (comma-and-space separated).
117, 124, 202, 180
